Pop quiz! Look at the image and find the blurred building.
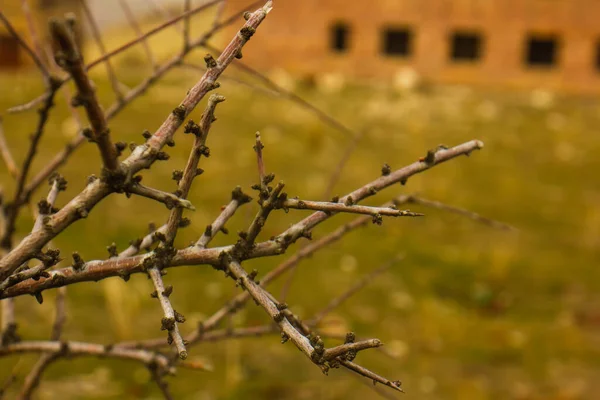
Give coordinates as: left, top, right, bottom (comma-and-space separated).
0, 0, 82, 69
226, 0, 600, 94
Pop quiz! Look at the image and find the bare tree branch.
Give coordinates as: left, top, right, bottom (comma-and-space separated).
148, 267, 188, 359
126, 184, 196, 211
18, 287, 67, 400
0, 341, 174, 371
146, 93, 226, 358
340, 360, 403, 393
78, 0, 124, 100
195, 187, 252, 249
281, 199, 423, 220
204, 42, 356, 138
0, 11, 50, 82
118, 0, 158, 70
0, 1, 274, 282
394, 194, 515, 231
19, 3, 255, 200
50, 19, 120, 172
0, 118, 18, 180
311, 256, 402, 326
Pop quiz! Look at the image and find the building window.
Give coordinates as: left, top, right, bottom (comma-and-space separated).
330, 22, 350, 53
0, 35, 20, 68
382, 28, 413, 57
38, 0, 60, 9
596, 40, 600, 71
450, 31, 483, 62
525, 36, 558, 67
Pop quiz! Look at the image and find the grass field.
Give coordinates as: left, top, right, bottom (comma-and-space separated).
1, 33, 600, 399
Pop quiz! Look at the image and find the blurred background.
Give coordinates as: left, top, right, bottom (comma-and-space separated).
1, 0, 599, 399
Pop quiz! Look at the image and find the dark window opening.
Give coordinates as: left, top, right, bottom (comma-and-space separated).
526, 36, 558, 67
38, 0, 60, 9
450, 31, 483, 62
382, 28, 413, 57
0, 35, 20, 68
596, 41, 600, 71
330, 23, 350, 53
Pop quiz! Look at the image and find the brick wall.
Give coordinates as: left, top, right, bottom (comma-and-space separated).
224, 0, 600, 94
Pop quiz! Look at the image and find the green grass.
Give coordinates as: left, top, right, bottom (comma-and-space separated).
1, 63, 599, 400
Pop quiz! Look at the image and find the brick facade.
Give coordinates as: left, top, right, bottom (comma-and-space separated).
225, 0, 600, 94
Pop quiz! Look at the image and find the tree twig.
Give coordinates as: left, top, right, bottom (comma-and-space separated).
19, 3, 255, 200
311, 256, 402, 326
0, 118, 18, 180
147, 267, 188, 359
394, 194, 515, 231
0, 341, 174, 371
18, 287, 67, 399
281, 199, 423, 220
118, 0, 158, 70
50, 18, 120, 172
0, 1, 274, 282
126, 184, 196, 211
339, 360, 403, 393
78, 0, 124, 100
195, 186, 252, 249
0, 11, 50, 82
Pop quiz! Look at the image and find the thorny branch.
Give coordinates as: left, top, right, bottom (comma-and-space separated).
0, 141, 484, 298
146, 93, 225, 359
0, 1, 273, 282
50, 18, 119, 172
0, 0, 510, 397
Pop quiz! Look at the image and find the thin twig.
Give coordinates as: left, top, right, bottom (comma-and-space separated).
0, 11, 50, 82
323, 130, 366, 200
0, 1, 274, 282
311, 256, 402, 326
6, 0, 228, 114
0, 299, 17, 346
20, 4, 255, 200
0, 341, 173, 371
147, 267, 187, 359
32, 175, 66, 233
195, 187, 252, 249
117, 324, 279, 348
50, 19, 120, 172
164, 93, 225, 244
118, 0, 158, 70
78, 0, 124, 100
275, 141, 485, 248
182, 0, 192, 50
181, 62, 281, 97
395, 194, 515, 231
19, 0, 48, 73
339, 360, 403, 393
119, 224, 167, 259
51, 287, 67, 341
280, 130, 366, 300
0, 82, 58, 251
281, 199, 423, 220
225, 260, 315, 359
18, 286, 67, 399
146, 94, 225, 356
126, 184, 196, 211
0, 141, 482, 298
254, 132, 266, 192
0, 118, 18, 179
204, 42, 355, 138
224, 260, 392, 385
150, 367, 174, 400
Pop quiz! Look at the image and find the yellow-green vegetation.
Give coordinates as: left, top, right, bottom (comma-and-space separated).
0, 60, 599, 399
